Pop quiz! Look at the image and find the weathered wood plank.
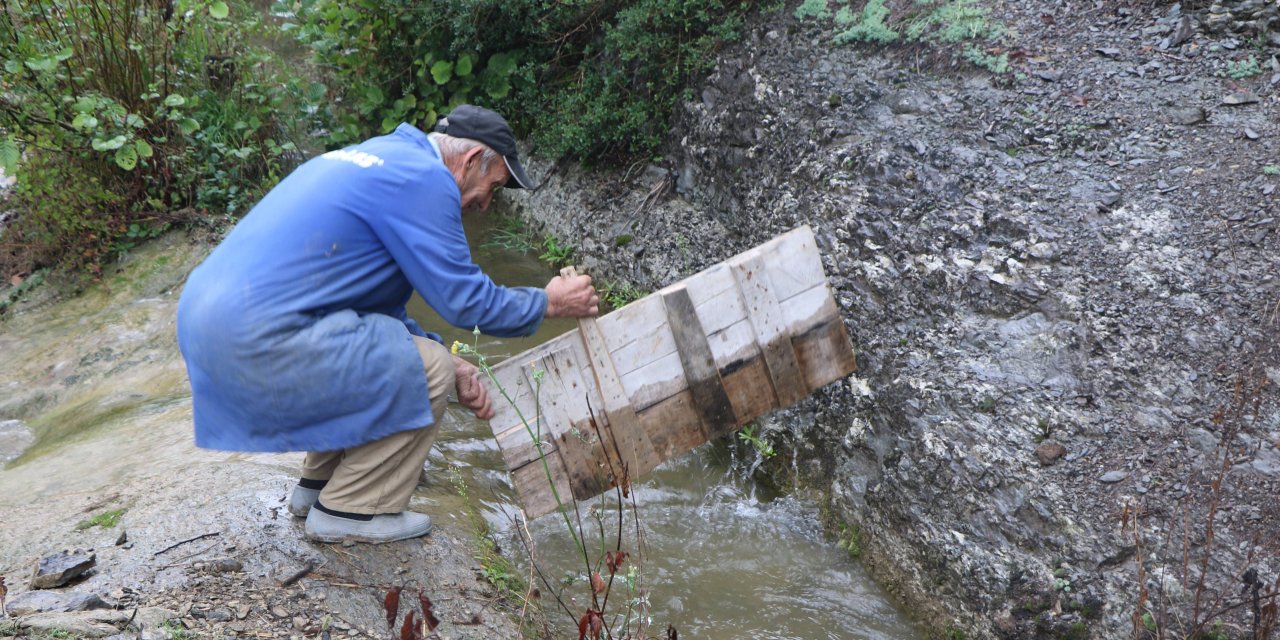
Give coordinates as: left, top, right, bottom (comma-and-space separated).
488, 225, 858, 519
793, 317, 858, 390
634, 389, 707, 462
510, 451, 573, 519
662, 285, 739, 440
734, 255, 808, 407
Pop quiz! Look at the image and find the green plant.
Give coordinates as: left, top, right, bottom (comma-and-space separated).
977, 396, 996, 413
1224, 56, 1262, 79
598, 280, 645, 310
1263, 165, 1280, 176
538, 234, 575, 268
800, 0, 1010, 74
292, 0, 750, 161
794, 0, 832, 20
74, 508, 125, 531
1034, 417, 1052, 443
837, 524, 862, 558
160, 620, 194, 640
449, 466, 525, 596
0, 0, 315, 276
833, 0, 898, 44
453, 333, 659, 638
737, 423, 777, 458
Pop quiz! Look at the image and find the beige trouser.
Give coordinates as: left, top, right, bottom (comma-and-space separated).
300, 337, 455, 514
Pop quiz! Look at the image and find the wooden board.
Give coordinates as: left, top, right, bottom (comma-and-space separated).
485, 225, 856, 518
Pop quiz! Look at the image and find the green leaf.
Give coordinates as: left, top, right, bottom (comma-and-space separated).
134, 140, 153, 158
210, 1, 229, 19
430, 60, 453, 85
115, 144, 138, 170
0, 137, 19, 176
72, 113, 99, 130
179, 118, 200, 135
72, 97, 98, 113
487, 52, 517, 77
24, 56, 56, 72
307, 82, 327, 101
92, 135, 128, 151
55, 47, 74, 62
125, 114, 145, 128
363, 85, 384, 106
163, 94, 186, 107
455, 54, 473, 77
482, 74, 511, 100
1141, 612, 1156, 631
3, 60, 21, 74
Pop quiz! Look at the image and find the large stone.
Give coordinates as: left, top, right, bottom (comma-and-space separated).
1035, 442, 1067, 466
16, 610, 129, 638
5, 589, 110, 615
30, 549, 96, 589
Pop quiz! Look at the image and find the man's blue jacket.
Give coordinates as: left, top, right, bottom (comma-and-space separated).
176, 124, 546, 452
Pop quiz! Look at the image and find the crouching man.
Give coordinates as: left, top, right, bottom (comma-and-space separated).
176, 105, 598, 544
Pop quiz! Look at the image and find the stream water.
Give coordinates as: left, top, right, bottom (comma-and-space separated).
407, 212, 919, 639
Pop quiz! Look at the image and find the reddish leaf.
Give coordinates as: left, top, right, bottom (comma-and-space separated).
578, 609, 603, 640
417, 592, 440, 631
591, 572, 606, 594
384, 586, 402, 631
605, 551, 628, 574
9, 274, 22, 286
400, 609, 417, 640
1069, 94, 1089, 107
1039, 13, 1055, 24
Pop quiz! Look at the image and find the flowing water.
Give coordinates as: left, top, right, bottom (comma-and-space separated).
408, 212, 920, 639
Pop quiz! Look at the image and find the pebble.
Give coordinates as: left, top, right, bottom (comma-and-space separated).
1099, 470, 1129, 483
271, 605, 289, 618
293, 615, 308, 630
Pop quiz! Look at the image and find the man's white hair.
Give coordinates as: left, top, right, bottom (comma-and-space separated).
429, 132, 499, 175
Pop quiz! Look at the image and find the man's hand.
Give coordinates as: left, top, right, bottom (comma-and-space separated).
545, 273, 599, 318
453, 356, 494, 420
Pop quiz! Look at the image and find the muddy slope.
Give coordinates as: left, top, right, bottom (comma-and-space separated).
511, 2, 1280, 637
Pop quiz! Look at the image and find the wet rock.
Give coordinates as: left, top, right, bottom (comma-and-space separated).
1098, 470, 1129, 484
1095, 47, 1122, 57
0, 419, 34, 464
5, 589, 110, 615
30, 549, 96, 589
115, 530, 128, 546
1035, 442, 1067, 466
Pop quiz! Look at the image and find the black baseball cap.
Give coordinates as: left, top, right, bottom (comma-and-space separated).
433, 105, 536, 190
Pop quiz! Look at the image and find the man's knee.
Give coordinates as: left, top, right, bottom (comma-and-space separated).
413, 338, 456, 403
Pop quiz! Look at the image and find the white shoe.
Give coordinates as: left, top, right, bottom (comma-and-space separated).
304, 508, 432, 544
288, 485, 321, 518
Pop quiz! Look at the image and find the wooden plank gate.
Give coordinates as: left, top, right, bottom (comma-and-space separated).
483, 225, 856, 519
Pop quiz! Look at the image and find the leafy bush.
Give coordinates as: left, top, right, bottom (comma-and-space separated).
291, 0, 750, 161
0, 0, 314, 276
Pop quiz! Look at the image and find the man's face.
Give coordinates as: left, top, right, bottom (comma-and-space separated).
457, 150, 510, 215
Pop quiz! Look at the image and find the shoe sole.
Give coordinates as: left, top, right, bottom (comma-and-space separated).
304, 526, 432, 545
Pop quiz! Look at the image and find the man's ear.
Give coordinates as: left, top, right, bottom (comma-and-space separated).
462, 145, 485, 170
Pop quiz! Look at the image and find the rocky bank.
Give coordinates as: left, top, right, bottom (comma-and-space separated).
510, 1, 1280, 638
